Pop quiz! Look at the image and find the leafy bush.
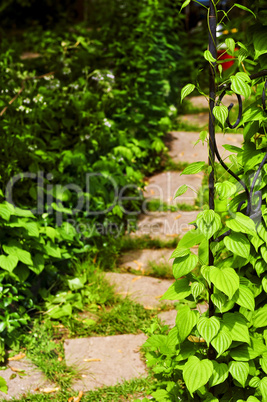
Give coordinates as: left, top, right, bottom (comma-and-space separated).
0, 1, 186, 386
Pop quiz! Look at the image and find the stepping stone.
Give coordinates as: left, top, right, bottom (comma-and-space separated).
64, 333, 147, 391
119, 248, 173, 273
0, 359, 53, 400
105, 272, 175, 309
180, 112, 208, 128
132, 210, 199, 239
144, 171, 203, 205
158, 310, 177, 327
167, 131, 243, 164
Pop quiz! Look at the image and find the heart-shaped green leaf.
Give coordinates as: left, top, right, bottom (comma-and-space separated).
183, 356, 213, 396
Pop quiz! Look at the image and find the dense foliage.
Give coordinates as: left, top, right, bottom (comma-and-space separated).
141, 1, 267, 401
0, 0, 188, 381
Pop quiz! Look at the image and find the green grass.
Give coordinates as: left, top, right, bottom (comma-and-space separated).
147, 260, 173, 279
173, 120, 206, 132
5, 377, 153, 401
161, 156, 189, 172
119, 235, 179, 251
146, 199, 198, 213
61, 298, 158, 338
21, 319, 78, 389
181, 98, 209, 115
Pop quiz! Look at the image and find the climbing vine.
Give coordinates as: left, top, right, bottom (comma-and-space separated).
142, 1, 267, 401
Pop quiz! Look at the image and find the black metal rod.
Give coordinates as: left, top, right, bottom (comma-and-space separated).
208, 0, 216, 257
208, 1, 216, 354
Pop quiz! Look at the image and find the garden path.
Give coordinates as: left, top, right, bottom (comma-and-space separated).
1, 95, 243, 400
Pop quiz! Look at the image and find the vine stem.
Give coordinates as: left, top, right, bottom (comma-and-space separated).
208, 0, 216, 362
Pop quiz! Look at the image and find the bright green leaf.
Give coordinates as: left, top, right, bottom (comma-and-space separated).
197, 316, 220, 346
176, 306, 199, 343
225, 38, 235, 54
174, 184, 188, 198
180, 0, 191, 11
172, 253, 198, 279
181, 83, 195, 101
229, 361, 249, 387
213, 105, 228, 125
183, 356, 213, 396
235, 285, 255, 311
253, 305, 267, 328
0, 255, 18, 272
161, 278, 191, 301
209, 361, 228, 387
210, 267, 239, 299
0, 376, 7, 394
191, 282, 205, 300
259, 377, 267, 401
230, 73, 251, 99
197, 210, 221, 240
181, 161, 205, 175
211, 327, 232, 357
204, 50, 216, 63
223, 312, 250, 343
224, 232, 250, 259
215, 181, 236, 200
226, 212, 255, 235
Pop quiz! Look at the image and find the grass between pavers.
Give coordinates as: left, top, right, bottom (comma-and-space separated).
161, 156, 190, 172
3, 377, 153, 402
146, 199, 198, 213
146, 260, 173, 280
118, 235, 179, 251
118, 259, 173, 280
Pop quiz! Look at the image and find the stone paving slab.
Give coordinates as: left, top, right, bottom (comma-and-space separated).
105, 272, 175, 308
64, 334, 147, 391
167, 131, 243, 164
181, 112, 208, 128
132, 210, 199, 239
0, 359, 53, 400
144, 171, 203, 205
119, 248, 173, 273
119, 247, 197, 274
158, 310, 177, 327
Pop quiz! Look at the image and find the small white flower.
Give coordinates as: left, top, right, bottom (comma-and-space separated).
103, 118, 112, 128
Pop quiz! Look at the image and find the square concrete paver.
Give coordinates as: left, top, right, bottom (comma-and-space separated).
105, 272, 175, 308
144, 171, 203, 205
119, 248, 173, 273
64, 334, 147, 391
167, 131, 243, 164
132, 210, 199, 239
0, 359, 53, 400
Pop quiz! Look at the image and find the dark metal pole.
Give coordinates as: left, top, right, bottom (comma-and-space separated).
208, 1, 216, 269
208, 1, 216, 360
